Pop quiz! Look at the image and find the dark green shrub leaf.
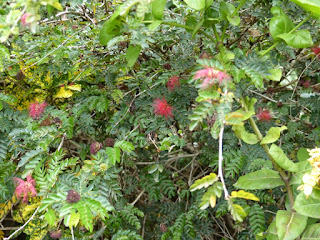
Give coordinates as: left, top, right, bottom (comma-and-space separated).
276, 210, 308, 240
234, 169, 285, 190
269, 144, 298, 172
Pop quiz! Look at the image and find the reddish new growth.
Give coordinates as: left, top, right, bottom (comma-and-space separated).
21, 13, 31, 27
50, 230, 62, 239
13, 175, 37, 203
167, 75, 180, 91
90, 141, 102, 155
153, 98, 174, 118
194, 67, 230, 89
256, 108, 272, 122
311, 45, 320, 58
66, 190, 81, 203
28, 101, 47, 119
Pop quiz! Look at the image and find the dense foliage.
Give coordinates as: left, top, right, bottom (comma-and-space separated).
0, 0, 320, 239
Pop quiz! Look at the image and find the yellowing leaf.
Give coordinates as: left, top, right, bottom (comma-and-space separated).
209, 196, 216, 208
67, 84, 81, 91
55, 87, 73, 98
231, 190, 260, 201
22, 203, 39, 219
190, 173, 218, 191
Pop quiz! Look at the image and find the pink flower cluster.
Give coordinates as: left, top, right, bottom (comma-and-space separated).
193, 67, 230, 89
153, 98, 174, 118
167, 75, 180, 91
13, 175, 37, 203
28, 101, 47, 119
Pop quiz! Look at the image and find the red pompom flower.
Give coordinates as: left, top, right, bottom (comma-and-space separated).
13, 175, 37, 203
256, 108, 272, 122
167, 75, 180, 91
153, 98, 174, 118
21, 13, 31, 27
311, 45, 320, 58
194, 67, 230, 89
28, 101, 47, 119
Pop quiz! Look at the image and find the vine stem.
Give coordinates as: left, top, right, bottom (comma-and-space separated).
4, 206, 40, 240
248, 117, 294, 208
218, 124, 229, 199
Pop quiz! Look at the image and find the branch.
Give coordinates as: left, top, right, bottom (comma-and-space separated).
218, 124, 229, 199
4, 206, 40, 240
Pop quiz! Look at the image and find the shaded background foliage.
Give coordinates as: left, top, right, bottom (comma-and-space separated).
0, 0, 320, 239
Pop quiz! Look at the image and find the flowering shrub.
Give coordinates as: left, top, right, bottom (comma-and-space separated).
166, 75, 180, 91
12, 175, 37, 203
153, 98, 174, 118
28, 101, 47, 119
194, 67, 230, 89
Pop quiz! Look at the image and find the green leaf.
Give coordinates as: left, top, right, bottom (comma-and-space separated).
290, 161, 312, 185
184, 0, 206, 10
18, 149, 44, 168
191, 17, 204, 39
220, 2, 240, 26
0, 102, 3, 111
290, 0, 320, 18
45, 208, 56, 227
152, 0, 166, 20
276, 210, 308, 240
266, 220, 279, 240
301, 223, 320, 239
294, 192, 320, 218
0, 44, 10, 72
228, 200, 247, 222
148, 20, 162, 31
50, 1, 63, 11
114, 140, 134, 153
189, 120, 198, 131
74, 200, 93, 232
269, 7, 294, 38
261, 126, 287, 145
68, 211, 80, 228
190, 173, 218, 191
105, 147, 121, 165
126, 44, 142, 67
195, 90, 220, 102
99, 9, 122, 46
269, 144, 298, 172
232, 125, 259, 145
297, 148, 310, 162
276, 30, 313, 48
200, 182, 223, 209
234, 169, 285, 190
266, 68, 282, 81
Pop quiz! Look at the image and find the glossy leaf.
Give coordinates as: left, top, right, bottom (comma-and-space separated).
269, 7, 294, 38
126, 45, 142, 67
152, 0, 166, 20
297, 148, 310, 162
232, 125, 259, 144
276, 30, 313, 48
234, 169, 285, 190
266, 68, 282, 81
99, 9, 122, 45
276, 210, 308, 240
184, 0, 206, 10
220, 2, 240, 26
290, 0, 320, 18
301, 223, 320, 239
294, 192, 320, 218
260, 126, 287, 145
266, 220, 279, 240
269, 144, 298, 172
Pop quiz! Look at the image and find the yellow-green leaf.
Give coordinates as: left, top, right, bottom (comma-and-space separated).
232, 125, 259, 144
261, 126, 287, 145
190, 173, 218, 191
231, 190, 259, 201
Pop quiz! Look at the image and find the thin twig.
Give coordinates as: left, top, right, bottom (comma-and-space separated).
4, 206, 40, 240
130, 190, 145, 206
23, 25, 89, 71
57, 133, 67, 151
218, 125, 229, 199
